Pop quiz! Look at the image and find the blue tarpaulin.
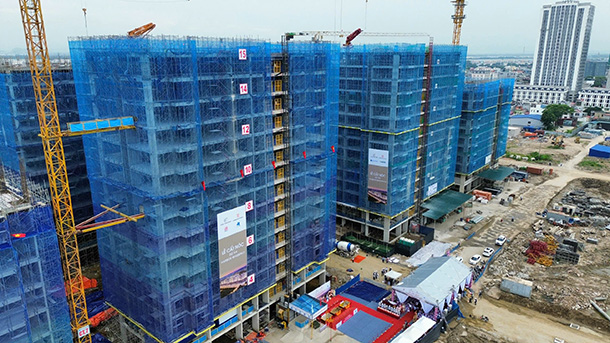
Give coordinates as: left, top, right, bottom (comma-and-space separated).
589, 144, 610, 159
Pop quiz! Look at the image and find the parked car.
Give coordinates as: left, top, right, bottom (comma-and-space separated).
455, 256, 463, 263
495, 235, 507, 246
483, 247, 495, 257
469, 255, 482, 265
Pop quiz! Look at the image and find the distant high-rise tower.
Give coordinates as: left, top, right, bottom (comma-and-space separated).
530, 1, 595, 98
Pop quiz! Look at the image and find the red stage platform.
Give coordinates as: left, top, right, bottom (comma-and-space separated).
322, 295, 415, 343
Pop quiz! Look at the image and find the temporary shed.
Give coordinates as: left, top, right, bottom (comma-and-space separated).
288, 294, 328, 320
421, 189, 472, 221
589, 144, 610, 159
385, 270, 402, 281
390, 316, 436, 343
393, 257, 472, 314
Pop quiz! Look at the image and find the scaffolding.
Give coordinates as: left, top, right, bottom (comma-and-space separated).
69, 36, 338, 342
456, 80, 501, 174
286, 42, 338, 274
0, 167, 72, 343
337, 44, 466, 220
0, 67, 97, 265
338, 44, 424, 218
495, 79, 514, 160
456, 78, 515, 175
422, 45, 467, 201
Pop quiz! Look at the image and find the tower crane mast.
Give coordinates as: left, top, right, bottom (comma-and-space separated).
452, 0, 467, 45
18, 1, 142, 341
18, 1, 91, 341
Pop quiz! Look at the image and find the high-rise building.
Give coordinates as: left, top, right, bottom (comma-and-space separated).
454, 79, 514, 193
530, 0, 595, 98
69, 37, 337, 342
0, 65, 97, 264
584, 60, 608, 78
336, 44, 467, 242
0, 168, 72, 343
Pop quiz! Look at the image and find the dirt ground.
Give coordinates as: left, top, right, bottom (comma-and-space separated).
326, 252, 413, 289
505, 135, 591, 164
325, 135, 610, 343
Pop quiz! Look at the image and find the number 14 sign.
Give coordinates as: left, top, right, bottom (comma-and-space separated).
239, 83, 248, 95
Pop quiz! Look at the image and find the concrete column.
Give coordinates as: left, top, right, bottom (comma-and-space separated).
459, 174, 466, 193
253, 312, 260, 331
235, 322, 244, 339
318, 271, 326, 284
299, 283, 306, 295
383, 217, 391, 242
119, 315, 128, 343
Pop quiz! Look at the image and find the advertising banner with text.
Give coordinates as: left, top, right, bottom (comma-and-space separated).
217, 205, 248, 297
368, 148, 389, 204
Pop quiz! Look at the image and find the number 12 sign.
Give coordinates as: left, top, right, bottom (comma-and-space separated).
239, 83, 248, 95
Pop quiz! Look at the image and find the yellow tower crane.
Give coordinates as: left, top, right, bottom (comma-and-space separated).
18, 1, 143, 341
451, 0, 467, 45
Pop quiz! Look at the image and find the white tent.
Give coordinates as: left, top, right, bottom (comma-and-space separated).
393, 256, 472, 311
385, 270, 402, 280
390, 316, 436, 343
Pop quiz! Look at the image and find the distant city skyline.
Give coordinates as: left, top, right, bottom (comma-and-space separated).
1, 0, 609, 56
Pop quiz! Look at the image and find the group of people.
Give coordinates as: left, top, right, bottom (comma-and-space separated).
372, 267, 397, 285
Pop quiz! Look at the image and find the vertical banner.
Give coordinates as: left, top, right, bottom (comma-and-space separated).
368, 149, 389, 204
427, 183, 438, 198
218, 205, 248, 297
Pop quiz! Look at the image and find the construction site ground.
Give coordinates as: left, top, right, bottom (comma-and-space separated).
505, 134, 591, 165
324, 135, 610, 343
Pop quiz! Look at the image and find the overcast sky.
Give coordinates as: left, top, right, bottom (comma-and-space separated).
1, 0, 608, 56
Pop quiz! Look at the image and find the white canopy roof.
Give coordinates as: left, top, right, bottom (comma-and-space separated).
385, 270, 402, 280
390, 316, 436, 343
393, 256, 471, 307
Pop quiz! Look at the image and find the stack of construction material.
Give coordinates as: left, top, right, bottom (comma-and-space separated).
555, 238, 581, 264
525, 240, 549, 265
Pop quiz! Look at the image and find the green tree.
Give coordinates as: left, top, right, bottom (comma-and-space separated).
584, 106, 602, 116
541, 104, 574, 130
593, 76, 607, 87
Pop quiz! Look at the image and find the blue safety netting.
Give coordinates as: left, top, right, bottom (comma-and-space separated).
337, 44, 467, 216
70, 36, 338, 342
0, 69, 93, 224
0, 175, 71, 342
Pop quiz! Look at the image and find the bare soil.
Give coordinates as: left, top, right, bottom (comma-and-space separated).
505, 136, 584, 164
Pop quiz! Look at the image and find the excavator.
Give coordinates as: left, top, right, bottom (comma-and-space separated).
550, 135, 565, 148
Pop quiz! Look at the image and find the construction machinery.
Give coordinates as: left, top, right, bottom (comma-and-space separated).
18, 1, 143, 341
128, 22, 156, 37
285, 29, 430, 45
451, 0, 467, 45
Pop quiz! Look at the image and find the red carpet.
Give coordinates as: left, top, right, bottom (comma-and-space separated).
324, 295, 415, 343
353, 255, 366, 263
